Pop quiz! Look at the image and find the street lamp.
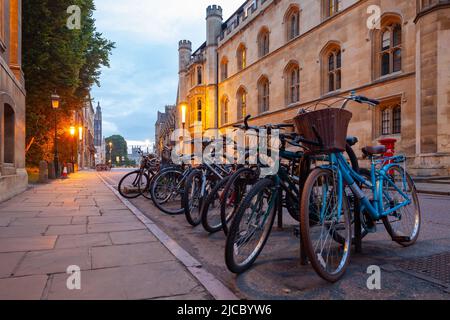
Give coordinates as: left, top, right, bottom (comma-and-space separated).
109, 142, 113, 165
69, 126, 76, 169
51, 93, 61, 178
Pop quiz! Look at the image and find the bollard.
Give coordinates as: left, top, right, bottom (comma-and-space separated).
38, 161, 49, 183
48, 161, 56, 179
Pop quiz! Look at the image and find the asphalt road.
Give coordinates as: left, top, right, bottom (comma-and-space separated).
101, 169, 450, 300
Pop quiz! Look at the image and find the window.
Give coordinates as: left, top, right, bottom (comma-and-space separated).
196, 99, 202, 122
393, 105, 401, 134
237, 44, 247, 71
380, 23, 402, 76
257, 28, 270, 58
377, 102, 402, 136
4, 104, 15, 164
323, 0, 341, 19
258, 76, 270, 113
327, 49, 341, 92
237, 87, 247, 120
285, 63, 300, 105
221, 96, 229, 126
197, 66, 203, 85
285, 6, 300, 41
220, 57, 228, 81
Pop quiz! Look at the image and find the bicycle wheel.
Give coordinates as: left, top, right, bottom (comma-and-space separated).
300, 168, 352, 283
225, 178, 277, 274
201, 177, 230, 233
381, 166, 421, 247
183, 170, 204, 226
150, 169, 184, 215
118, 170, 148, 199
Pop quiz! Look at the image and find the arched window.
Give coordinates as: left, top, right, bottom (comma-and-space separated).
221, 96, 229, 126
285, 6, 300, 41
237, 87, 247, 120
258, 76, 270, 113
327, 49, 341, 92
237, 44, 247, 71
285, 62, 300, 105
380, 23, 402, 76
257, 27, 270, 58
196, 99, 202, 122
197, 66, 203, 85
220, 57, 228, 81
377, 101, 402, 136
4, 104, 15, 164
323, 0, 341, 19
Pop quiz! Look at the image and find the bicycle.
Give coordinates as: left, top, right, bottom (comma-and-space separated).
298, 93, 421, 282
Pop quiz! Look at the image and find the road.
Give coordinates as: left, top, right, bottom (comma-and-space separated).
102, 169, 450, 300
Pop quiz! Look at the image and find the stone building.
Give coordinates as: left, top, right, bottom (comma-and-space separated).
176, 0, 450, 176
74, 97, 96, 169
155, 105, 176, 156
0, 0, 27, 202
94, 102, 106, 165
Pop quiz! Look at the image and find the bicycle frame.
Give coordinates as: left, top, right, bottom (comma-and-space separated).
324, 153, 412, 221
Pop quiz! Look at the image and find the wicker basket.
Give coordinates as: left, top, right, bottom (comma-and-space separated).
293, 108, 352, 154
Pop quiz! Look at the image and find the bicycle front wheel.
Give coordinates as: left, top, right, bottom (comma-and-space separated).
300, 168, 352, 283
150, 169, 184, 215
225, 178, 277, 274
118, 170, 148, 199
201, 176, 231, 234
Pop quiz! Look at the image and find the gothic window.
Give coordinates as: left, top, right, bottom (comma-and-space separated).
285, 63, 300, 105
237, 87, 247, 120
380, 23, 402, 76
323, 0, 341, 19
221, 57, 228, 81
285, 6, 300, 41
258, 76, 270, 113
221, 96, 229, 126
237, 44, 247, 71
4, 104, 15, 164
327, 49, 341, 92
377, 101, 402, 137
393, 105, 401, 134
257, 28, 270, 58
196, 99, 202, 122
197, 66, 203, 85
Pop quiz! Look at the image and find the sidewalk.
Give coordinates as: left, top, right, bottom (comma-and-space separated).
414, 178, 450, 196
0, 171, 211, 300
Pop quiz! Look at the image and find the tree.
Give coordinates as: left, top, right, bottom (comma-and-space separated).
105, 135, 129, 166
22, 0, 115, 165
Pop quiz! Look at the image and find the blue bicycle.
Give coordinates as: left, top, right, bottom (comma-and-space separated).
296, 94, 421, 282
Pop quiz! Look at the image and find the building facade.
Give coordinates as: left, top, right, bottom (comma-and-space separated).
94, 102, 106, 165
74, 97, 96, 169
155, 105, 176, 156
0, 0, 27, 202
176, 0, 450, 176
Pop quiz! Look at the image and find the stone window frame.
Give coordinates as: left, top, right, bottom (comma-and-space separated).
257, 75, 270, 114
284, 4, 300, 42
372, 96, 402, 139
236, 86, 247, 121
3, 103, 15, 165
196, 98, 203, 123
236, 43, 247, 72
284, 61, 300, 106
320, 41, 342, 95
221, 95, 229, 126
220, 56, 228, 81
257, 26, 270, 58
197, 66, 203, 85
322, 0, 342, 20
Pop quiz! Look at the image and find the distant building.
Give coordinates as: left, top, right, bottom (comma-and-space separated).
94, 102, 106, 165
74, 96, 96, 169
128, 146, 142, 165
155, 105, 176, 156
1, 0, 27, 202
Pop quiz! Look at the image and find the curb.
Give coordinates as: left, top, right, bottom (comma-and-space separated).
97, 173, 239, 301
417, 190, 450, 196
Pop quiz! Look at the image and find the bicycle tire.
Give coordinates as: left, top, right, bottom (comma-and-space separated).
201, 176, 231, 234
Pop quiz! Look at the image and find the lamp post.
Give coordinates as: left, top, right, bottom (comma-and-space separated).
181, 104, 187, 156
69, 126, 76, 170
109, 142, 113, 165
78, 126, 83, 169
51, 93, 61, 178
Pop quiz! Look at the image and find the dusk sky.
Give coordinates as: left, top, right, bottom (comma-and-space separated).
91, 0, 244, 150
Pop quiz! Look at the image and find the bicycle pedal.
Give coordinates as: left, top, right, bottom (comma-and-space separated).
392, 236, 411, 242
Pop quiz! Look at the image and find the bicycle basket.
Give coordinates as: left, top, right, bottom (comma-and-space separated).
293, 108, 352, 154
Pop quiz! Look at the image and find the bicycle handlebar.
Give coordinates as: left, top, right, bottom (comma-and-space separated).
353, 95, 380, 106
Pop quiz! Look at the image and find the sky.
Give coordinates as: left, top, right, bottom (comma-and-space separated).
91, 0, 244, 151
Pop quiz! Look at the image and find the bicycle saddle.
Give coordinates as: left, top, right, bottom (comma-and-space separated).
362, 145, 387, 156
346, 136, 358, 146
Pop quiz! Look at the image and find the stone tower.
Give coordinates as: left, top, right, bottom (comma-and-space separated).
178, 40, 192, 128
94, 102, 102, 147
205, 5, 223, 129
413, 0, 450, 175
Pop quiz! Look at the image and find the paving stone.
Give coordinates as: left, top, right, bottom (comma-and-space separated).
0, 236, 57, 253
0, 217, 11, 227
71, 216, 88, 225
0, 252, 25, 278
47, 262, 199, 300
10, 217, 72, 226
38, 208, 100, 217
55, 233, 111, 249
91, 242, 174, 269
0, 275, 48, 300
0, 211, 40, 219
109, 230, 158, 245
46, 225, 87, 236
87, 222, 145, 234
14, 248, 91, 276
88, 215, 139, 225
0, 225, 47, 238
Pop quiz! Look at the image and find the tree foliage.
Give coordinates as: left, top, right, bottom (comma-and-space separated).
23, 0, 115, 165
105, 135, 132, 166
